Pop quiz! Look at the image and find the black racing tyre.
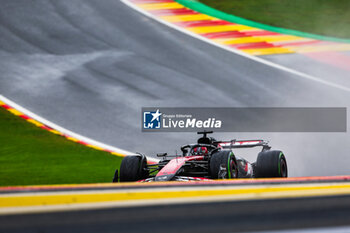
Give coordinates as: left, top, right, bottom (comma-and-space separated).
255, 150, 287, 178
119, 155, 148, 182
210, 150, 238, 179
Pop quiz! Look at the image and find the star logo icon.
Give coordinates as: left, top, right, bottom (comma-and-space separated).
150, 109, 162, 122
143, 109, 162, 129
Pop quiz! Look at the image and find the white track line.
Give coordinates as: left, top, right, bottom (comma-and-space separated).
121, 0, 350, 93
0, 95, 159, 163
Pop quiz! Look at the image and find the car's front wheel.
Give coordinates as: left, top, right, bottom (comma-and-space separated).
119, 155, 149, 182
210, 150, 238, 179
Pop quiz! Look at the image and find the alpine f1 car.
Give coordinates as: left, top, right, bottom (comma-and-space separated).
114, 131, 287, 182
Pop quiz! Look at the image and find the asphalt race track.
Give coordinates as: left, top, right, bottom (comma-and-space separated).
1, 0, 350, 231
2, 195, 350, 233
2, 178, 350, 233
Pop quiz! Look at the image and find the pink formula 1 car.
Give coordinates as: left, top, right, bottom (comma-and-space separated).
114, 131, 287, 182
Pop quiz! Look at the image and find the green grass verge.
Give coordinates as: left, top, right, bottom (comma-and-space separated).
0, 107, 123, 186
197, 0, 350, 39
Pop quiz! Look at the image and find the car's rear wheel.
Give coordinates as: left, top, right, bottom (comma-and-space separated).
119, 155, 149, 182
210, 150, 238, 179
255, 150, 287, 178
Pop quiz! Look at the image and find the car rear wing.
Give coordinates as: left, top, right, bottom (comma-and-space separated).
216, 139, 271, 151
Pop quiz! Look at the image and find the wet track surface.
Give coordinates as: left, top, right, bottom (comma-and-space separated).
2, 177, 350, 232
0, 0, 350, 177
2, 195, 350, 233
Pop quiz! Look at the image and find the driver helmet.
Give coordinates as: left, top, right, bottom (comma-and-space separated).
193, 146, 208, 155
